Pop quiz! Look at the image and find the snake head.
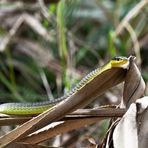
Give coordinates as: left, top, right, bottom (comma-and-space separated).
111, 56, 130, 69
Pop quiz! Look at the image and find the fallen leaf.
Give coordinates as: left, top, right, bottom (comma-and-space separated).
122, 56, 145, 108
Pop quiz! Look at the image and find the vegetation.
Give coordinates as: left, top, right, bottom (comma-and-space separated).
0, 0, 147, 147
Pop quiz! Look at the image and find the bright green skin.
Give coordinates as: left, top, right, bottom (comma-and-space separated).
0, 56, 129, 115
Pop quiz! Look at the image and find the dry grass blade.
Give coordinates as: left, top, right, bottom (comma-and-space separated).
0, 13, 53, 51
122, 56, 145, 108
22, 13, 53, 42
0, 108, 126, 126
14, 39, 52, 67
0, 116, 32, 126
0, 15, 23, 51
114, 0, 148, 65
20, 117, 103, 144
67, 108, 125, 117
115, 0, 148, 36
20, 106, 125, 145
0, 68, 127, 147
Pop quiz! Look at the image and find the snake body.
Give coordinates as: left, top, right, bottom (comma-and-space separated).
0, 56, 129, 115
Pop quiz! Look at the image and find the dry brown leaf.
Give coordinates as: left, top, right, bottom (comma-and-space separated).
67, 108, 125, 117
136, 97, 148, 148
113, 103, 138, 148
0, 108, 125, 126
0, 117, 32, 126
122, 56, 145, 108
20, 117, 103, 144
113, 97, 148, 148
0, 67, 127, 147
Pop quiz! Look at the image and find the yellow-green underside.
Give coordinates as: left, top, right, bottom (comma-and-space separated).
0, 104, 54, 115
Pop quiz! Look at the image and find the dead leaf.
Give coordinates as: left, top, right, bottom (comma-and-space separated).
122, 56, 145, 108
20, 118, 103, 144
136, 97, 148, 148
113, 103, 138, 148
0, 108, 125, 126
113, 97, 148, 148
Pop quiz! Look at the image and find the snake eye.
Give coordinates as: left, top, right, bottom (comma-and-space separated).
112, 56, 128, 61
112, 56, 121, 61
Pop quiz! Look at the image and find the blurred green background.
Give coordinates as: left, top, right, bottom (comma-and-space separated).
0, 0, 147, 146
